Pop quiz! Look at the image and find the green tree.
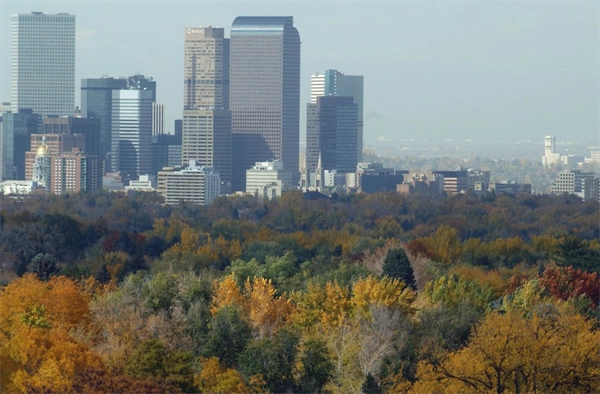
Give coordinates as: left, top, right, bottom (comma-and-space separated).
204, 305, 252, 368
27, 253, 59, 281
555, 235, 600, 273
238, 329, 299, 393
381, 248, 416, 289
297, 338, 334, 394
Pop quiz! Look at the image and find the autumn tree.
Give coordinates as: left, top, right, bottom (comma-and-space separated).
413, 305, 600, 394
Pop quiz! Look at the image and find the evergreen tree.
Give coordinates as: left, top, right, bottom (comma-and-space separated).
382, 247, 416, 289
27, 253, 59, 281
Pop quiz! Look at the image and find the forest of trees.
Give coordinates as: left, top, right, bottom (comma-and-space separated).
0, 189, 598, 393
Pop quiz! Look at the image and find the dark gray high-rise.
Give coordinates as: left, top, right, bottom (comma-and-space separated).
230, 16, 301, 192
81, 75, 156, 172
306, 96, 358, 174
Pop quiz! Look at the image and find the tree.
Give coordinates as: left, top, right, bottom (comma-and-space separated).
381, 248, 416, 290
555, 235, 600, 273
204, 305, 252, 368
27, 253, 59, 281
413, 305, 600, 394
194, 357, 252, 394
297, 338, 334, 394
238, 329, 299, 393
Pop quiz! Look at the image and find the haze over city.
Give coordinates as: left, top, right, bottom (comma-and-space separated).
1, 0, 597, 145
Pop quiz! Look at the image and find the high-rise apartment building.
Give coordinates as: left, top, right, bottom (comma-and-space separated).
311, 70, 364, 161
182, 27, 232, 194
81, 75, 156, 172
306, 96, 358, 175
230, 16, 301, 192
11, 12, 75, 116
111, 89, 154, 178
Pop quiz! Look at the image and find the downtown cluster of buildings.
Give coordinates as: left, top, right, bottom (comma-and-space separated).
0, 12, 367, 204
1, 13, 598, 203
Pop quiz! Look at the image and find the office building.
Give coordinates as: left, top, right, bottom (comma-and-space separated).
0, 109, 40, 180
433, 170, 468, 194
157, 161, 220, 205
11, 12, 75, 116
182, 27, 232, 194
230, 16, 301, 191
306, 96, 358, 177
111, 89, 154, 179
355, 162, 406, 193
81, 75, 156, 172
311, 70, 364, 161
582, 178, 600, 202
125, 175, 156, 192
152, 133, 182, 175
551, 170, 595, 197
246, 160, 293, 199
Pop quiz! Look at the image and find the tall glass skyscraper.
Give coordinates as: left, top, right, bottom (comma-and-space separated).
11, 12, 75, 116
230, 16, 301, 192
82, 75, 155, 173
111, 89, 154, 178
311, 70, 364, 162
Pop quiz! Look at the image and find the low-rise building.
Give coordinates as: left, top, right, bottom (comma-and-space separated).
246, 160, 293, 199
551, 170, 595, 197
125, 174, 156, 191
158, 160, 220, 205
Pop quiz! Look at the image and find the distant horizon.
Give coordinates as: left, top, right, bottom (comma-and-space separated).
1, 1, 598, 143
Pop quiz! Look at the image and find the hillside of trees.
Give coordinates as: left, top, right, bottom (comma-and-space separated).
0, 190, 598, 393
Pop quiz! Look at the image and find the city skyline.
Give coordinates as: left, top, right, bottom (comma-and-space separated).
0, 1, 597, 146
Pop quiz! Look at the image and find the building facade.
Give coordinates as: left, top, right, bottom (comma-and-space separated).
111, 89, 154, 179
230, 16, 301, 191
157, 161, 220, 205
311, 70, 364, 161
245, 160, 293, 199
306, 96, 358, 176
81, 75, 156, 172
182, 27, 232, 194
25, 132, 86, 181
0, 109, 40, 180
551, 170, 595, 197
11, 12, 75, 116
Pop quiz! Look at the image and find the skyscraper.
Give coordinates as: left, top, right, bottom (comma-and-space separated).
111, 89, 154, 178
311, 70, 364, 161
0, 109, 41, 180
82, 75, 156, 172
182, 27, 231, 194
11, 12, 75, 116
152, 103, 165, 136
230, 16, 301, 191
306, 96, 358, 175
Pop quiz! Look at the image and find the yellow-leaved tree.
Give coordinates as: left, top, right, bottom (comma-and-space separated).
413, 303, 600, 394
0, 274, 104, 393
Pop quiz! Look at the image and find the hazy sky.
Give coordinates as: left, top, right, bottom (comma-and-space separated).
1, 0, 598, 146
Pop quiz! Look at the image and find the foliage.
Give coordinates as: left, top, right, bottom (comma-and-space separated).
27, 253, 59, 281
381, 247, 416, 289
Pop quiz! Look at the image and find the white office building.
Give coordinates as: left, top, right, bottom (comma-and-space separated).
158, 161, 220, 205
11, 12, 75, 116
246, 160, 293, 199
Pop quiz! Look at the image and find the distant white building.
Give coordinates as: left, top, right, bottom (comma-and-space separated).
125, 174, 156, 191
0, 180, 39, 195
246, 160, 292, 200
158, 160, 220, 205
542, 135, 560, 166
